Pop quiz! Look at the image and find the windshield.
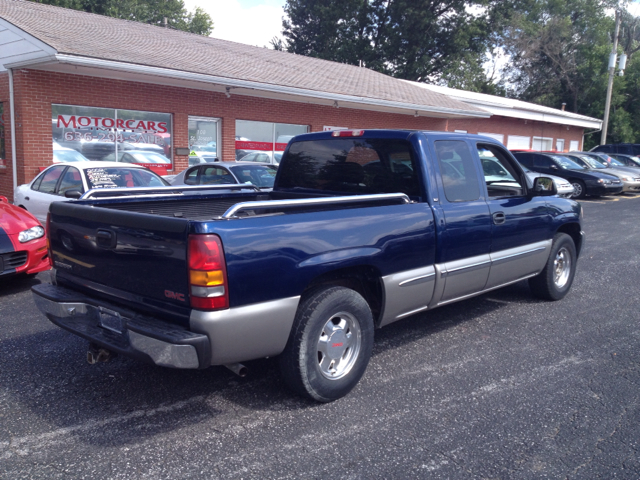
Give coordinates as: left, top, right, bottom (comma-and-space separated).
85, 167, 168, 189
574, 155, 606, 169
54, 150, 89, 163
608, 157, 625, 167
229, 165, 277, 188
550, 155, 585, 170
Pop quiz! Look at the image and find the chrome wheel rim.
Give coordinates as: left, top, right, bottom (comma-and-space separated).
316, 312, 361, 380
571, 183, 583, 198
553, 246, 572, 288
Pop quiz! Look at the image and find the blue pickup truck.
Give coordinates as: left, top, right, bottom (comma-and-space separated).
32, 130, 584, 402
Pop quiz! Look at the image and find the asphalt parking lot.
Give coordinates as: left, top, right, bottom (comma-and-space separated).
1, 195, 639, 479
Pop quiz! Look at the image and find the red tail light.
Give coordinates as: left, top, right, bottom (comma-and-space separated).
332, 129, 365, 137
188, 234, 229, 310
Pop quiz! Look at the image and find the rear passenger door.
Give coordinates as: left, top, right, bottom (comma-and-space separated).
475, 143, 552, 289
430, 139, 492, 304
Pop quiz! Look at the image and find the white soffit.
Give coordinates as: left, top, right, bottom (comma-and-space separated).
406, 81, 602, 129
0, 19, 56, 72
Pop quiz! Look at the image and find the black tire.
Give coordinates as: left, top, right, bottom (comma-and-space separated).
529, 233, 577, 301
570, 180, 586, 199
279, 286, 374, 402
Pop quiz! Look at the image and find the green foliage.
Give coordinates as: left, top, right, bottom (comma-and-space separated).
276, 0, 512, 83
29, 0, 213, 35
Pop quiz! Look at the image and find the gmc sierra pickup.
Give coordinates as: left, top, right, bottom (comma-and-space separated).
32, 130, 584, 402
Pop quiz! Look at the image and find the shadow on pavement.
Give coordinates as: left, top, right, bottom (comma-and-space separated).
0, 279, 545, 447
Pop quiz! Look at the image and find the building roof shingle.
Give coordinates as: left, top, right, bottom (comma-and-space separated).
0, 0, 487, 117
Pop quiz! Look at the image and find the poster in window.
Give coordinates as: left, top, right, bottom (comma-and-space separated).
51, 105, 172, 171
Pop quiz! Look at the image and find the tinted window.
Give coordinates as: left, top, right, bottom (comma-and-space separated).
184, 168, 199, 185
533, 155, 553, 168
279, 138, 420, 196
35, 166, 66, 194
434, 140, 480, 202
200, 166, 236, 185
58, 167, 84, 195
513, 153, 533, 168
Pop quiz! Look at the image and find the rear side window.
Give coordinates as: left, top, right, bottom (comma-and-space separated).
35, 166, 66, 194
533, 155, 553, 168
434, 140, 480, 202
278, 138, 420, 196
58, 167, 84, 195
513, 153, 533, 168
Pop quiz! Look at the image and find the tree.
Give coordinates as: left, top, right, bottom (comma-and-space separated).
501, 0, 614, 112
29, 0, 213, 36
275, 0, 512, 83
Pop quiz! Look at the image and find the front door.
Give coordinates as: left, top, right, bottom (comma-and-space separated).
475, 143, 552, 289
429, 139, 492, 304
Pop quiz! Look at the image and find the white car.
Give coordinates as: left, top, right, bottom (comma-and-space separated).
236, 151, 283, 165
14, 161, 169, 224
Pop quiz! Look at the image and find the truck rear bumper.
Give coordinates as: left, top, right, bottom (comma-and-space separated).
32, 283, 210, 369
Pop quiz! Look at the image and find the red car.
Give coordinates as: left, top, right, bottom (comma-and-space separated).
0, 196, 50, 278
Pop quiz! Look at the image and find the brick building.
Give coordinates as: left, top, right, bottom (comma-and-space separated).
0, 0, 601, 199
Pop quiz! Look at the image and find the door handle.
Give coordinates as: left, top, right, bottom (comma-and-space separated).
24, 196, 29, 201
492, 212, 506, 225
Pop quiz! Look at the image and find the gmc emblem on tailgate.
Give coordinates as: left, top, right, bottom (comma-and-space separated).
164, 290, 186, 302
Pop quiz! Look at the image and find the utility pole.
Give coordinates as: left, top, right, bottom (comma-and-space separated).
601, 10, 621, 145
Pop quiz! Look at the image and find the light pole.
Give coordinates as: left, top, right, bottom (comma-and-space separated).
601, 10, 621, 145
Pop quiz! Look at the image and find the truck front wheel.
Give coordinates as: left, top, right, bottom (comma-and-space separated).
529, 233, 577, 301
279, 286, 374, 402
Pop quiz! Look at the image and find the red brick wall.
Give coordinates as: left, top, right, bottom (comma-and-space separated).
447, 116, 583, 151
0, 69, 586, 198
0, 73, 11, 197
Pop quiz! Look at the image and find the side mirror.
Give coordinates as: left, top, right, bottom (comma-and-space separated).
64, 189, 83, 199
550, 164, 558, 170
532, 177, 557, 196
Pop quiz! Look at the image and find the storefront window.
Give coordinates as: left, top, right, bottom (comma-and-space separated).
51, 105, 172, 171
0, 103, 5, 165
188, 116, 220, 166
235, 120, 308, 164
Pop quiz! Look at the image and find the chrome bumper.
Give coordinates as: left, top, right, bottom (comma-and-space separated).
32, 284, 209, 369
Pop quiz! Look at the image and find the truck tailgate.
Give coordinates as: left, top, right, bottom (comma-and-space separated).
49, 201, 190, 317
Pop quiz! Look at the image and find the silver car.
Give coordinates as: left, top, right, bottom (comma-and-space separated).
170, 161, 278, 190
567, 152, 640, 193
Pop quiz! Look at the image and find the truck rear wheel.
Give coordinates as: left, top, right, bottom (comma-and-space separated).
279, 286, 374, 402
529, 233, 577, 301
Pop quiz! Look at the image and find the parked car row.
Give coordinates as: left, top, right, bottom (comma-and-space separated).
511, 150, 640, 199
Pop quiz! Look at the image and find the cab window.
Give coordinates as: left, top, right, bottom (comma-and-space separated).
477, 144, 524, 198
434, 140, 480, 202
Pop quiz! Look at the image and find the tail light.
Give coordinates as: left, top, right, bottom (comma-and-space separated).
188, 234, 229, 310
332, 129, 364, 137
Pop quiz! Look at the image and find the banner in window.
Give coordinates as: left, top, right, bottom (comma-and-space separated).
52, 105, 172, 173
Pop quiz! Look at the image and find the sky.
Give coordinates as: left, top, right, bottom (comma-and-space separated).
183, 0, 286, 47
185, 0, 640, 53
